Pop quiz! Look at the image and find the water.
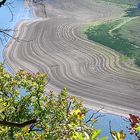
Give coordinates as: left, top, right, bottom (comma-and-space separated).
0, 1, 138, 139
0, 0, 30, 62
86, 110, 137, 140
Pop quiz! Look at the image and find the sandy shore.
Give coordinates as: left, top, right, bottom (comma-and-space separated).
4, 0, 140, 117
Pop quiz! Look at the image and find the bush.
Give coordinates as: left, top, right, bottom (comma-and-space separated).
1, 63, 139, 140
0, 64, 110, 140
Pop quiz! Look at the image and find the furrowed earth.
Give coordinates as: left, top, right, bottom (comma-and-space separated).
4, 0, 140, 116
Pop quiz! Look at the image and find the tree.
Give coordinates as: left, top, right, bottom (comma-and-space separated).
0, 64, 107, 139
0, 64, 127, 140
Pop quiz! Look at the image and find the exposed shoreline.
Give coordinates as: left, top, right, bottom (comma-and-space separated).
4, 0, 140, 117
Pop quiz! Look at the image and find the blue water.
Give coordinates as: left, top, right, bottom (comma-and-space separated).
0, 0, 31, 61
0, 1, 137, 139
87, 110, 137, 140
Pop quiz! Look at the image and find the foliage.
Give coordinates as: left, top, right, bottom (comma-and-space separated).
109, 121, 126, 140
111, 130, 126, 140
128, 114, 140, 139
0, 64, 113, 140
114, 17, 140, 46
85, 20, 140, 67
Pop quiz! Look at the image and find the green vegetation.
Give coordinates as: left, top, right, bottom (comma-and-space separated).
0, 64, 140, 139
85, 19, 140, 67
113, 17, 140, 46
0, 64, 127, 140
86, 1, 140, 67
0, 64, 140, 140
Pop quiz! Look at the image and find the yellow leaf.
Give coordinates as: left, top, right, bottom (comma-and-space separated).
22, 126, 30, 134
117, 130, 126, 140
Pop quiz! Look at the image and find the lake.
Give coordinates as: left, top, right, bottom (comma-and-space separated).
0, 0, 30, 61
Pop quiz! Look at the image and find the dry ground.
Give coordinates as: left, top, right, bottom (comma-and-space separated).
4, 0, 140, 116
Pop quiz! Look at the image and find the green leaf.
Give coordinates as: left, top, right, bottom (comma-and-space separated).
134, 125, 140, 132
100, 136, 109, 140
91, 130, 102, 140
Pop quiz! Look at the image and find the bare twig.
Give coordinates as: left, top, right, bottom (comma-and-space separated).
109, 120, 112, 133
86, 107, 104, 123
0, 29, 17, 39
67, 101, 72, 115
94, 114, 105, 120
5, 3, 14, 22
6, 0, 14, 7
109, 121, 119, 140
0, 28, 33, 46
0, 0, 14, 21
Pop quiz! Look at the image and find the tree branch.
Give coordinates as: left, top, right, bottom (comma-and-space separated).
0, 119, 37, 128
5, 3, 14, 22
0, 28, 33, 45
86, 107, 104, 123
67, 101, 72, 116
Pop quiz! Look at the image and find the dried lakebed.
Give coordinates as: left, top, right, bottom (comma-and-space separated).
4, 0, 140, 116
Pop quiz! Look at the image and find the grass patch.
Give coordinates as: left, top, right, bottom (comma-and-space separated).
113, 17, 140, 46
119, 55, 129, 61
85, 20, 140, 67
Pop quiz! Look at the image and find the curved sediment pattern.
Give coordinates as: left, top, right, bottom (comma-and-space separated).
4, 0, 140, 116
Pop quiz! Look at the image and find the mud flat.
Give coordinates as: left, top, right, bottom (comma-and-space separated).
4, 0, 140, 116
